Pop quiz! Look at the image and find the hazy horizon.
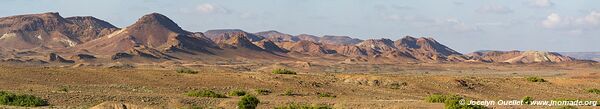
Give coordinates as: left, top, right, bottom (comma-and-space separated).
1, 0, 599, 53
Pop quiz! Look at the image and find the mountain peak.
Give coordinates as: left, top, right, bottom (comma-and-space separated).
66, 16, 117, 28
131, 13, 186, 34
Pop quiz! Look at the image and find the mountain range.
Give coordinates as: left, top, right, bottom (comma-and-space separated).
0, 12, 589, 65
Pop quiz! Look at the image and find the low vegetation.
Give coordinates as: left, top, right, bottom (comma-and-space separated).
229, 90, 247, 96
0, 91, 48, 107
317, 92, 336, 98
522, 96, 533, 105
425, 94, 487, 109
272, 69, 297, 75
586, 88, 600, 94
176, 68, 199, 74
281, 89, 296, 96
273, 103, 332, 109
254, 89, 272, 95
185, 90, 227, 98
425, 94, 462, 103
445, 99, 487, 109
526, 77, 547, 82
238, 95, 260, 109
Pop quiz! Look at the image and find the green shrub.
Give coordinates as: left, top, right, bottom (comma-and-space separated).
425, 94, 462, 103
272, 69, 296, 75
229, 90, 247, 96
526, 77, 547, 82
0, 91, 48, 107
274, 103, 332, 109
317, 92, 336, 98
522, 96, 533, 105
254, 89, 271, 95
177, 68, 198, 74
282, 89, 295, 96
58, 87, 68, 92
238, 95, 260, 109
587, 88, 600, 94
185, 90, 227, 98
445, 99, 487, 109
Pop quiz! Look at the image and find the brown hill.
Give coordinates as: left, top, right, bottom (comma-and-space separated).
254, 40, 288, 53
296, 34, 320, 42
73, 13, 218, 56
255, 30, 298, 42
204, 29, 264, 43
319, 35, 363, 45
225, 35, 265, 51
394, 36, 462, 62
0, 12, 118, 49
468, 50, 575, 63
283, 40, 334, 55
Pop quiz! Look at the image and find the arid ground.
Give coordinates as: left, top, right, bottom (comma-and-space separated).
1, 62, 599, 109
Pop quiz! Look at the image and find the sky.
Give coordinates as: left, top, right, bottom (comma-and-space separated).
1, 0, 599, 53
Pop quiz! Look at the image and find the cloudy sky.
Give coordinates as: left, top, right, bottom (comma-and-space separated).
1, 0, 599, 53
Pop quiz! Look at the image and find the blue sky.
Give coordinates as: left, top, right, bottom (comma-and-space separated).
1, 0, 599, 53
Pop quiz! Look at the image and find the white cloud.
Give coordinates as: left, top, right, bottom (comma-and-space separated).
542, 13, 562, 28
443, 18, 481, 32
582, 11, 600, 25
540, 11, 600, 35
476, 5, 513, 14
530, 0, 553, 8
195, 3, 230, 14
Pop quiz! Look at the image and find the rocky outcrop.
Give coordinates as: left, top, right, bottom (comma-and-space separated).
0, 12, 118, 49
204, 29, 264, 43
48, 53, 74, 63
468, 50, 575, 63
254, 40, 288, 53
73, 13, 218, 55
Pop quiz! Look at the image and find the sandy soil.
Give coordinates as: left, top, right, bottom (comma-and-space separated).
0, 62, 599, 109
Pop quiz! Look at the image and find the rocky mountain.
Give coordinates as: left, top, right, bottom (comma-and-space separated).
393, 36, 463, 62
73, 13, 218, 57
0, 12, 118, 50
296, 34, 320, 42
204, 29, 264, 43
0, 12, 585, 64
468, 50, 575, 63
319, 35, 363, 45
255, 30, 298, 42
254, 40, 288, 53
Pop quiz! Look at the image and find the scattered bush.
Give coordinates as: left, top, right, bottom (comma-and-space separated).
425, 94, 487, 109
317, 92, 336, 98
526, 77, 547, 82
445, 99, 487, 109
272, 69, 297, 75
273, 103, 332, 109
425, 94, 462, 103
238, 95, 260, 109
282, 89, 295, 96
58, 87, 68, 93
229, 90, 247, 96
177, 68, 199, 74
254, 89, 272, 95
185, 90, 227, 98
522, 96, 533, 105
0, 91, 48, 107
587, 88, 600, 94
